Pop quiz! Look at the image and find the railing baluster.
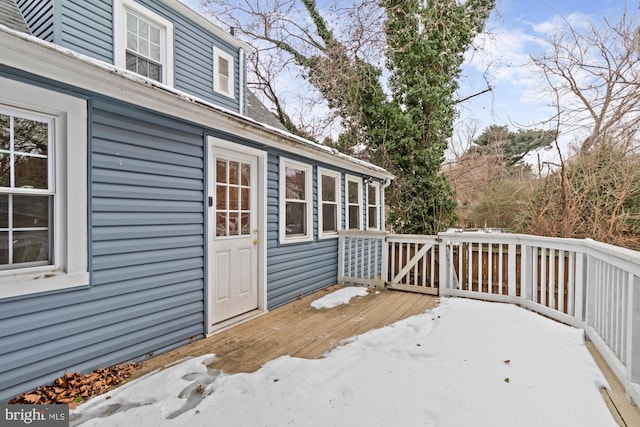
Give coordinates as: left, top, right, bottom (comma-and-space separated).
488, 243, 493, 294
467, 241, 472, 291
558, 250, 565, 314
498, 244, 504, 295
430, 245, 435, 288
549, 249, 555, 310
540, 248, 547, 307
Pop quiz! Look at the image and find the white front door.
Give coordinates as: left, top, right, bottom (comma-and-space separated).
207, 139, 263, 327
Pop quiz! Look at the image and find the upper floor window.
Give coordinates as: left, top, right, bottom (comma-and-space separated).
279, 158, 312, 243
346, 175, 362, 230
0, 77, 88, 299
367, 181, 381, 230
318, 168, 341, 238
213, 47, 235, 98
114, 0, 174, 85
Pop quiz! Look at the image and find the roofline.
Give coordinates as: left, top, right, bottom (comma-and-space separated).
167, 0, 250, 51
0, 26, 394, 179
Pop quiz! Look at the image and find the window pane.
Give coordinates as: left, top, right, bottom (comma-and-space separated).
216, 212, 227, 237
150, 26, 161, 44
322, 204, 337, 232
0, 153, 9, 187
13, 230, 49, 263
285, 201, 306, 236
229, 186, 239, 210
368, 185, 377, 204
15, 155, 47, 189
0, 231, 7, 264
127, 31, 137, 50
150, 44, 161, 62
13, 195, 49, 228
216, 185, 226, 209
322, 175, 336, 202
219, 75, 229, 93
241, 188, 249, 210
216, 159, 226, 183
0, 195, 7, 228
139, 21, 149, 40
241, 163, 250, 186
138, 58, 149, 76
14, 117, 47, 156
126, 52, 137, 72
229, 161, 239, 185
240, 213, 249, 235
368, 207, 377, 228
0, 114, 9, 150
218, 57, 229, 77
229, 212, 239, 235
126, 12, 137, 33
285, 167, 305, 200
349, 206, 359, 230
148, 63, 161, 82
139, 39, 150, 57
348, 181, 359, 203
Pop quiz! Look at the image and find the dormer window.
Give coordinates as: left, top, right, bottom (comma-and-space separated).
114, 0, 174, 85
213, 47, 235, 98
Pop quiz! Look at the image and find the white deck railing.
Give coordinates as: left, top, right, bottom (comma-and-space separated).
338, 231, 640, 405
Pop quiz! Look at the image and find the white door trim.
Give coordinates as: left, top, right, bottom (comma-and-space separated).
206, 137, 268, 334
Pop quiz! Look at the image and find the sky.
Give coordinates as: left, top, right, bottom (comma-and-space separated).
69, 291, 617, 426
456, 0, 632, 161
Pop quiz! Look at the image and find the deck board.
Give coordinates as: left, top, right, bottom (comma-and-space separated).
132, 286, 438, 379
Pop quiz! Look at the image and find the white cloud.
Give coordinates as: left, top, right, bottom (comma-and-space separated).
528, 12, 593, 36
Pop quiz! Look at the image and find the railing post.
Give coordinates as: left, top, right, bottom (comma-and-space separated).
381, 234, 389, 285
438, 235, 447, 293
337, 232, 345, 284
574, 252, 585, 322
628, 273, 640, 402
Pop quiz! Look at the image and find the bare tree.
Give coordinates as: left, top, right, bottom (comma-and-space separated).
199, 0, 387, 144
531, 10, 640, 153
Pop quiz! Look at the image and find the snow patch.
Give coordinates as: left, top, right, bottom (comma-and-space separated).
310, 286, 370, 309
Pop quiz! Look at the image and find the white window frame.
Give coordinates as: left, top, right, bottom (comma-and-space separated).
113, 0, 174, 86
317, 168, 341, 239
0, 77, 88, 299
213, 46, 235, 99
367, 180, 381, 230
346, 175, 363, 230
279, 158, 313, 244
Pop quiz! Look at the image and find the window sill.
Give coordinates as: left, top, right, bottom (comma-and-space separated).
279, 235, 313, 245
319, 233, 339, 240
0, 270, 90, 300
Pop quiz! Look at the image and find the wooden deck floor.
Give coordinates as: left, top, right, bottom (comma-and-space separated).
133, 285, 438, 379
131, 285, 639, 426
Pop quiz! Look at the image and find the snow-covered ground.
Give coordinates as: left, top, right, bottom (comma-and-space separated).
71, 292, 616, 427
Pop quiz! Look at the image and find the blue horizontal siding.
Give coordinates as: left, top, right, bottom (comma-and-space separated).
50, 0, 241, 111
0, 93, 207, 402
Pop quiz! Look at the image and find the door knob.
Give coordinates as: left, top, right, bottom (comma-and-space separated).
252, 239, 260, 246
